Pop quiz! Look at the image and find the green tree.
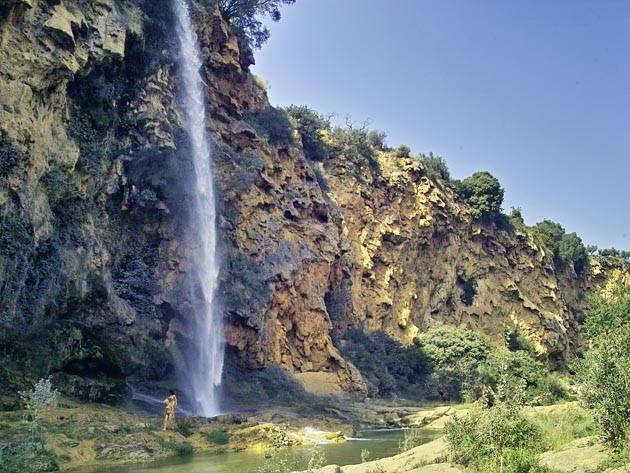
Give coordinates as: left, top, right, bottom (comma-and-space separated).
420, 152, 450, 181
459, 171, 504, 221
366, 129, 387, 150
416, 326, 491, 400
558, 232, 588, 273
395, 144, 411, 158
217, 0, 296, 49
532, 220, 588, 273
575, 284, 630, 451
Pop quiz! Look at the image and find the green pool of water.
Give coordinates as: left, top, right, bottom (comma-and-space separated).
82, 428, 439, 473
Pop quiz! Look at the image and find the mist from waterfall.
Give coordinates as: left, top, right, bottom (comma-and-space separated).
172, 0, 223, 417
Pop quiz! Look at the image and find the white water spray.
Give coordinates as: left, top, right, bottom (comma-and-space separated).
172, 0, 223, 416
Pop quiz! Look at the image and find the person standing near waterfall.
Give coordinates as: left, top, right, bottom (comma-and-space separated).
162, 390, 178, 431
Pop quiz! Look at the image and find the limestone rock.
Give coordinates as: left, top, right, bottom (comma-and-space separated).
538, 437, 612, 473
44, 3, 85, 48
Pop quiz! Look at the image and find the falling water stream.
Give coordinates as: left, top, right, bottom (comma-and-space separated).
172, 0, 223, 417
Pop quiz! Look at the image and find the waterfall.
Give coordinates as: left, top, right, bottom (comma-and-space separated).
172, 0, 224, 417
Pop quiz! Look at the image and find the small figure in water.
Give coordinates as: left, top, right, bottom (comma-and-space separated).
162, 390, 178, 431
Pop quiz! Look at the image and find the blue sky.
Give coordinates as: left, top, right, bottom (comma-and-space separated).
251, 0, 629, 249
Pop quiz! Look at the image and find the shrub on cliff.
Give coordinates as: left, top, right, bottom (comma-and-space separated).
575, 284, 630, 451
215, 0, 296, 49
395, 144, 411, 158
246, 106, 294, 145
457, 171, 504, 221
286, 105, 331, 161
366, 129, 388, 150
329, 125, 380, 178
420, 152, 450, 181
531, 220, 588, 274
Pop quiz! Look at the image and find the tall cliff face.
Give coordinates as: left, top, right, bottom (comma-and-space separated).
321, 152, 589, 369
0, 0, 618, 400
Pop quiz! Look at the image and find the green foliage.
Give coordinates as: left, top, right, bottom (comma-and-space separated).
476, 350, 566, 405
445, 403, 544, 467
286, 105, 330, 161
415, 326, 567, 404
19, 378, 59, 417
340, 330, 430, 397
473, 447, 558, 473
328, 124, 380, 179
507, 207, 527, 232
395, 144, 411, 158
575, 284, 630, 451
246, 106, 294, 145
205, 429, 230, 444
459, 171, 504, 221
445, 369, 549, 472
531, 220, 588, 273
0, 134, 23, 178
420, 152, 450, 181
416, 326, 491, 400
0, 438, 60, 473
558, 233, 588, 273
596, 248, 630, 269
582, 283, 629, 340
216, 0, 296, 49
366, 130, 387, 149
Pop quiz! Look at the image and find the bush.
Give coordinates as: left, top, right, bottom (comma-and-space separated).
445, 403, 545, 468
19, 378, 59, 414
328, 125, 380, 179
395, 144, 411, 158
416, 326, 491, 400
558, 233, 588, 273
366, 130, 387, 149
575, 283, 629, 451
420, 152, 450, 181
246, 106, 294, 145
286, 105, 330, 161
459, 171, 504, 221
476, 350, 565, 405
339, 330, 430, 397
205, 429, 230, 445
474, 447, 557, 473
582, 283, 629, 340
0, 439, 60, 473
531, 220, 588, 274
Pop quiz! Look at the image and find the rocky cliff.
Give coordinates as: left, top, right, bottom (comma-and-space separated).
0, 0, 621, 401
